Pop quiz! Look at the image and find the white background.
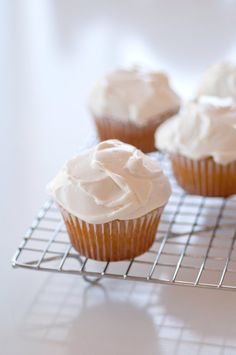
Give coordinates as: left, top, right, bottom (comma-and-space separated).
1, 1, 236, 354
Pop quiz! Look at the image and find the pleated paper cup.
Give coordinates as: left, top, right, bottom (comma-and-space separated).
59, 206, 164, 261
93, 109, 178, 153
171, 155, 236, 197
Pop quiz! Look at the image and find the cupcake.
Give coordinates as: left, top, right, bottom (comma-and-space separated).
48, 140, 171, 261
155, 96, 236, 197
88, 67, 180, 153
197, 62, 236, 99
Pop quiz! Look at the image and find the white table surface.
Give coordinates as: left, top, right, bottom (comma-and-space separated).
1, 1, 236, 354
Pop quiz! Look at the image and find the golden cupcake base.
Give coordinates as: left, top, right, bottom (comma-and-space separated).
171, 155, 236, 197
59, 206, 164, 261
94, 110, 178, 153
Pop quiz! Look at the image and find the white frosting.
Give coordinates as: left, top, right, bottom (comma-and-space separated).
197, 62, 236, 99
155, 96, 236, 165
49, 140, 171, 224
88, 67, 180, 127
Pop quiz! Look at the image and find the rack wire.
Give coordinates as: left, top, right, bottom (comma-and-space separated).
12, 153, 236, 290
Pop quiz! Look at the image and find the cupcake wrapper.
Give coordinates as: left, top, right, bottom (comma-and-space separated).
59, 207, 164, 261
171, 155, 236, 197
94, 109, 178, 153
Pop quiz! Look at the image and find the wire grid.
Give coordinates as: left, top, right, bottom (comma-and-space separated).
12, 153, 236, 290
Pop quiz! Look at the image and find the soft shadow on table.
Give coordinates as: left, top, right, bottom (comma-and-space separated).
159, 285, 236, 351
20, 274, 160, 355
20, 272, 236, 355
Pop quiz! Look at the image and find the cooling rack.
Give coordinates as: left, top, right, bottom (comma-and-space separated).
12, 153, 236, 290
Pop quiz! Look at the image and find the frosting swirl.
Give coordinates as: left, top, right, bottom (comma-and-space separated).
49, 140, 171, 224
197, 62, 236, 99
88, 67, 180, 127
155, 96, 236, 165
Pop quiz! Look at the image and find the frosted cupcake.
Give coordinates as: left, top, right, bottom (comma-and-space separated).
155, 96, 236, 197
88, 67, 180, 153
197, 62, 236, 99
49, 140, 171, 261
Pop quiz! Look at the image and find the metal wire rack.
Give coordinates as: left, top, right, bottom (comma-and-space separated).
12, 153, 236, 290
